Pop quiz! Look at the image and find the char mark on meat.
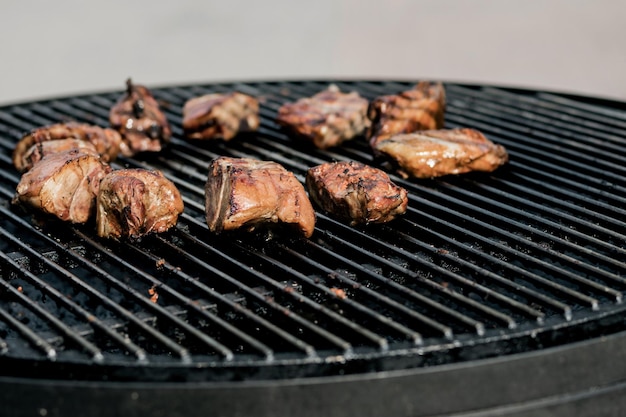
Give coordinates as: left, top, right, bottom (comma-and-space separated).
306, 160, 408, 225
276, 85, 370, 149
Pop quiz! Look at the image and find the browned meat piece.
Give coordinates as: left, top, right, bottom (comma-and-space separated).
13, 149, 112, 223
12, 122, 122, 172
182, 92, 259, 140
205, 157, 315, 238
367, 81, 446, 147
96, 169, 184, 239
109, 79, 171, 156
306, 161, 408, 225
276, 85, 370, 149
18, 139, 99, 172
374, 128, 509, 178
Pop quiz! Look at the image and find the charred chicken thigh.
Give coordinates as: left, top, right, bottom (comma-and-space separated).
96, 169, 184, 239
109, 79, 171, 156
276, 85, 370, 149
205, 157, 316, 238
13, 122, 122, 172
13, 149, 112, 223
182, 92, 259, 140
367, 81, 446, 147
306, 161, 408, 225
374, 128, 509, 178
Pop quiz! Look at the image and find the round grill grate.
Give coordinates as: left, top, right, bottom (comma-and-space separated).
0, 80, 624, 387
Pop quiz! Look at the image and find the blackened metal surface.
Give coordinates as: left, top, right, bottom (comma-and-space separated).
0, 80, 625, 384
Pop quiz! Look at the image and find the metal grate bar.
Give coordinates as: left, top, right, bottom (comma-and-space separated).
177, 214, 387, 352
242, 247, 390, 351
499, 161, 626, 212
476, 177, 626, 243
70, 230, 254, 361
451, 179, 626, 273
277, 244, 425, 344
420, 179, 626, 277
152, 231, 353, 355
314, 219, 518, 330
0, 208, 197, 362
447, 85, 626, 145
386, 223, 573, 320
0, 305, 55, 359
0, 227, 148, 362
537, 91, 626, 120
298, 238, 475, 337
0, 258, 103, 361
0, 333, 8, 355
0, 204, 235, 361
406, 188, 620, 302
403, 205, 602, 309
483, 86, 626, 130
131, 235, 318, 359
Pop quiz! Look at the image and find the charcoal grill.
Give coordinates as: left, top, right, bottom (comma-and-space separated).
0, 80, 625, 417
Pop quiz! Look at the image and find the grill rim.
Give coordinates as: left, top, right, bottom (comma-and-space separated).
1, 328, 626, 417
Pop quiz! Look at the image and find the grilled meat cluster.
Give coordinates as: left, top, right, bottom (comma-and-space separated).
205, 157, 316, 238
182, 92, 260, 141
109, 79, 171, 156
12, 122, 122, 172
13, 149, 112, 223
96, 169, 184, 239
12, 115, 183, 236
276, 85, 370, 149
10, 81, 510, 246
306, 161, 408, 225
367, 81, 446, 147
374, 128, 509, 178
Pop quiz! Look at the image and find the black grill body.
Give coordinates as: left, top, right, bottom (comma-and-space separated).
0, 80, 625, 416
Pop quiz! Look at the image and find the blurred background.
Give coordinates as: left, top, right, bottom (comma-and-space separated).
1, 0, 624, 105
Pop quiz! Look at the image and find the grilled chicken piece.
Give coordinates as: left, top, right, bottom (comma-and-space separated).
205, 157, 315, 238
182, 92, 259, 140
12, 122, 122, 172
13, 149, 112, 223
368, 81, 446, 147
374, 128, 509, 178
96, 169, 184, 239
306, 161, 408, 225
18, 139, 100, 173
276, 85, 370, 149
109, 79, 171, 156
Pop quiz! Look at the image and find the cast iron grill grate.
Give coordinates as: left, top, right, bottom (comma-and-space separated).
0, 80, 625, 383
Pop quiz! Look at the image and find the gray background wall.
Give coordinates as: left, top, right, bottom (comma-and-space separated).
1, 0, 624, 105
